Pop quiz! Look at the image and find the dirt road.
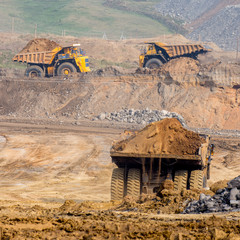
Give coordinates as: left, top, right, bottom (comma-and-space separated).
0, 122, 123, 204
0, 122, 239, 204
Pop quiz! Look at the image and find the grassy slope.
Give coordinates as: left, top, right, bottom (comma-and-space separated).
0, 0, 172, 38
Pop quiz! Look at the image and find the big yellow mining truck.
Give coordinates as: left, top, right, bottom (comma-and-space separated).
12, 44, 90, 78
139, 42, 210, 69
110, 119, 214, 200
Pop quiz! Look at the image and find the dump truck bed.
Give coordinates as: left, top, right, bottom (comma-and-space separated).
110, 151, 201, 160
161, 44, 208, 58
146, 42, 210, 58
12, 47, 61, 65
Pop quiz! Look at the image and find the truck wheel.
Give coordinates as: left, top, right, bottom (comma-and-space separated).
25, 65, 44, 78
111, 168, 125, 200
174, 170, 188, 191
145, 58, 162, 69
127, 168, 141, 198
57, 62, 77, 76
189, 170, 204, 190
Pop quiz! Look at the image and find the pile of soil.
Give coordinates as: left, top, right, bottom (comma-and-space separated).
57, 188, 213, 215
19, 38, 61, 53
136, 57, 200, 76
114, 189, 213, 214
160, 57, 200, 75
112, 118, 205, 155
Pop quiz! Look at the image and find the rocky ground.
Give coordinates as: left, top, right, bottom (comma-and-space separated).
157, 0, 240, 51
0, 33, 240, 239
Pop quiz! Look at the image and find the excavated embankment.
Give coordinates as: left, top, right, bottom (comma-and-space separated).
0, 68, 239, 131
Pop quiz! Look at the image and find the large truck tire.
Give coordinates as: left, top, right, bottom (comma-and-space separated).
111, 168, 125, 200
189, 170, 204, 190
57, 62, 77, 76
25, 65, 44, 78
174, 170, 188, 191
126, 168, 141, 198
145, 58, 162, 69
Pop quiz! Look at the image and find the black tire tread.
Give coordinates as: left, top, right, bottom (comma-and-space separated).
127, 168, 141, 198
25, 65, 44, 77
174, 170, 188, 191
57, 62, 77, 76
111, 168, 125, 200
145, 58, 162, 69
189, 170, 204, 190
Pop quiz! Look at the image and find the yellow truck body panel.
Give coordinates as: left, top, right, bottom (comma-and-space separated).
12, 47, 61, 65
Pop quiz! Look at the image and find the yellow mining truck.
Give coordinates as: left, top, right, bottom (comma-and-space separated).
139, 42, 211, 69
110, 119, 214, 200
12, 44, 90, 77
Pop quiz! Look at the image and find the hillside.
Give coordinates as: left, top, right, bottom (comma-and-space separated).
157, 0, 240, 50
0, 0, 174, 39
189, 5, 240, 50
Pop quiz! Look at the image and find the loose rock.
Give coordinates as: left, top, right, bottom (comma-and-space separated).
97, 108, 187, 127
184, 175, 240, 213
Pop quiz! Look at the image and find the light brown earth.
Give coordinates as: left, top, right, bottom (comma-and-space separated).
19, 38, 61, 53
0, 32, 240, 239
112, 118, 205, 155
0, 123, 239, 239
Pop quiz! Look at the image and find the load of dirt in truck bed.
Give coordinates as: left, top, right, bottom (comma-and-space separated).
112, 118, 205, 155
19, 38, 61, 53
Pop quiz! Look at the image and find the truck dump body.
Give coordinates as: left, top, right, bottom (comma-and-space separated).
153, 42, 208, 58
12, 48, 61, 65
139, 42, 211, 68
110, 118, 213, 200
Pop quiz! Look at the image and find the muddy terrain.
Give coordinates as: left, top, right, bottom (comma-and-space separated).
0, 33, 240, 239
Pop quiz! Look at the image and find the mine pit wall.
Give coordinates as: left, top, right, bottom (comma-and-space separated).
0, 69, 239, 131
203, 67, 240, 87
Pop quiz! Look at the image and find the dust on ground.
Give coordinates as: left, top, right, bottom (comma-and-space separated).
112, 118, 205, 155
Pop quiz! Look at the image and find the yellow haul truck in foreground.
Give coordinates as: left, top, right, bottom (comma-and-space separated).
13, 44, 90, 77
139, 42, 210, 69
110, 119, 214, 200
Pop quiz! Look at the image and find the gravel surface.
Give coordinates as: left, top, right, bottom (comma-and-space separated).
156, 0, 240, 51
189, 5, 240, 50
156, 0, 219, 23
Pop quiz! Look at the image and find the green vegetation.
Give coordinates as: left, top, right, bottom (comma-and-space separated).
0, 50, 25, 69
104, 0, 186, 35
0, 0, 183, 39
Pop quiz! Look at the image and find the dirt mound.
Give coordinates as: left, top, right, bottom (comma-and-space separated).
112, 118, 205, 155
136, 57, 200, 76
210, 180, 229, 193
160, 57, 200, 75
136, 57, 202, 86
114, 188, 214, 214
56, 188, 213, 215
19, 38, 61, 53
